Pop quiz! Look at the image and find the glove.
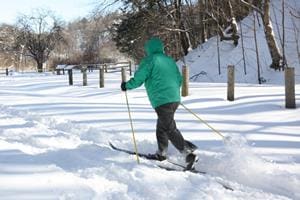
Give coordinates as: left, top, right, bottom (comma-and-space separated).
121, 82, 127, 91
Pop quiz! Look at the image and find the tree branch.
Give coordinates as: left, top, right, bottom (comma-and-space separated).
239, 0, 263, 15
290, 11, 300, 19
163, 27, 190, 32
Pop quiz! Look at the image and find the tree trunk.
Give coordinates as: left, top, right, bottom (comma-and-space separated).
253, 12, 262, 84
225, 0, 239, 46
239, 0, 247, 74
199, 0, 207, 43
291, 18, 300, 65
37, 61, 43, 73
175, 0, 190, 55
200, 5, 207, 42
179, 24, 190, 55
261, 0, 283, 70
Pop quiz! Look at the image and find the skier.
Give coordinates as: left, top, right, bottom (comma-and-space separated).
120, 37, 198, 170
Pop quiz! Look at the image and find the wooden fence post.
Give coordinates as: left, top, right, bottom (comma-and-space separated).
285, 67, 296, 108
227, 65, 235, 101
121, 67, 127, 82
129, 61, 132, 76
68, 69, 73, 85
82, 67, 87, 86
181, 65, 189, 97
99, 66, 104, 88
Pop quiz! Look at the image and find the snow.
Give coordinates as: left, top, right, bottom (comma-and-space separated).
56, 65, 67, 70
179, 0, 300, 85
0, 70, 299, 200
0, 0, 300, 199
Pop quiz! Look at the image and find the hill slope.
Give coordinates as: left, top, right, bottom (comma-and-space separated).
179, 0, 300, 84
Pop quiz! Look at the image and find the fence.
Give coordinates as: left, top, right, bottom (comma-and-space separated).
5, 62, 294, 109
226, 65, 296, 108
182, 64, 296, 109
57, 61, 132, 88
0, 68, 9, 76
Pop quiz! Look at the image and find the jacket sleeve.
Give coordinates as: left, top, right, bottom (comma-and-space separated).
126, 58, 151, 90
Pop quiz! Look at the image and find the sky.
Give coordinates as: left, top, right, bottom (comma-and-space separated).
0, 0, 102, 24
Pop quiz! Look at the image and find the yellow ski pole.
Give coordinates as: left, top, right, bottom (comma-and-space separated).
125, 90, 140, 164
180, 103, 226, 140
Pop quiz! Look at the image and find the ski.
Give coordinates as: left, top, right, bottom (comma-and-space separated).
109, 142, 201, 171
109, 142, 198, 168
156, 163, 205, 174
109, 142, 164, 161
109, 142, 234, 191
156, 164, 233, 191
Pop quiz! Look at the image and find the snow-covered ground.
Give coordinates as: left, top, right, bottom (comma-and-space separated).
0, 71, 299, 200
0, 0, 299, 199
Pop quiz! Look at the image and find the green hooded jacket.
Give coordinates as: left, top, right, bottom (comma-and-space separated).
125, 38, 182, 108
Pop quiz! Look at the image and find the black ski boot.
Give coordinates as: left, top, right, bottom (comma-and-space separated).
147, 153, 167, 161
185, 153, 198, 171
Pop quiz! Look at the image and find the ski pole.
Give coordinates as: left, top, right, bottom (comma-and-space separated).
180, 103, 226, 140
124, 90, 140, 164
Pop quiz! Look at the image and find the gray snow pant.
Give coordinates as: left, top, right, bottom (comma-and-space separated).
155, 102, 196, 156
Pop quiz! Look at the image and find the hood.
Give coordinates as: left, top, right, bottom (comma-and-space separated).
144, 37, 164, 56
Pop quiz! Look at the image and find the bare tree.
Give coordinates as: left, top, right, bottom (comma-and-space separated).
253, 11, 262, 84
54, 12, 121, 67
238, 0, 247, 74
263, 0, 283, 70
198, 0, 208, 43
291, 17, 300, 65
241, 0, 283, 70
218, 0, 240, 46
15, 9, 64, 72
109, 0, 252, 61
0, 24, 21, 70
202, 0, 240, 46
174, 0, 193, 54
282, 0, 287, 68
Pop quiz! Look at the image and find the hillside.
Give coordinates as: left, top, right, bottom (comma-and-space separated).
179, 0, 300, 85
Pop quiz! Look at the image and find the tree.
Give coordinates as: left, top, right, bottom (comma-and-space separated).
110, 0, 251, 61
111, 1, 167, 61
241, 0, 283, 70
0, 24, 21, 70
262, 0, 283, 70
55, 12, 121, 66
111, 0, 195, 60
15, 9, 64, 72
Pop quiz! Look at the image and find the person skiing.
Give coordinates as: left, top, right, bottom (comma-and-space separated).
120, 37, 198, 170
